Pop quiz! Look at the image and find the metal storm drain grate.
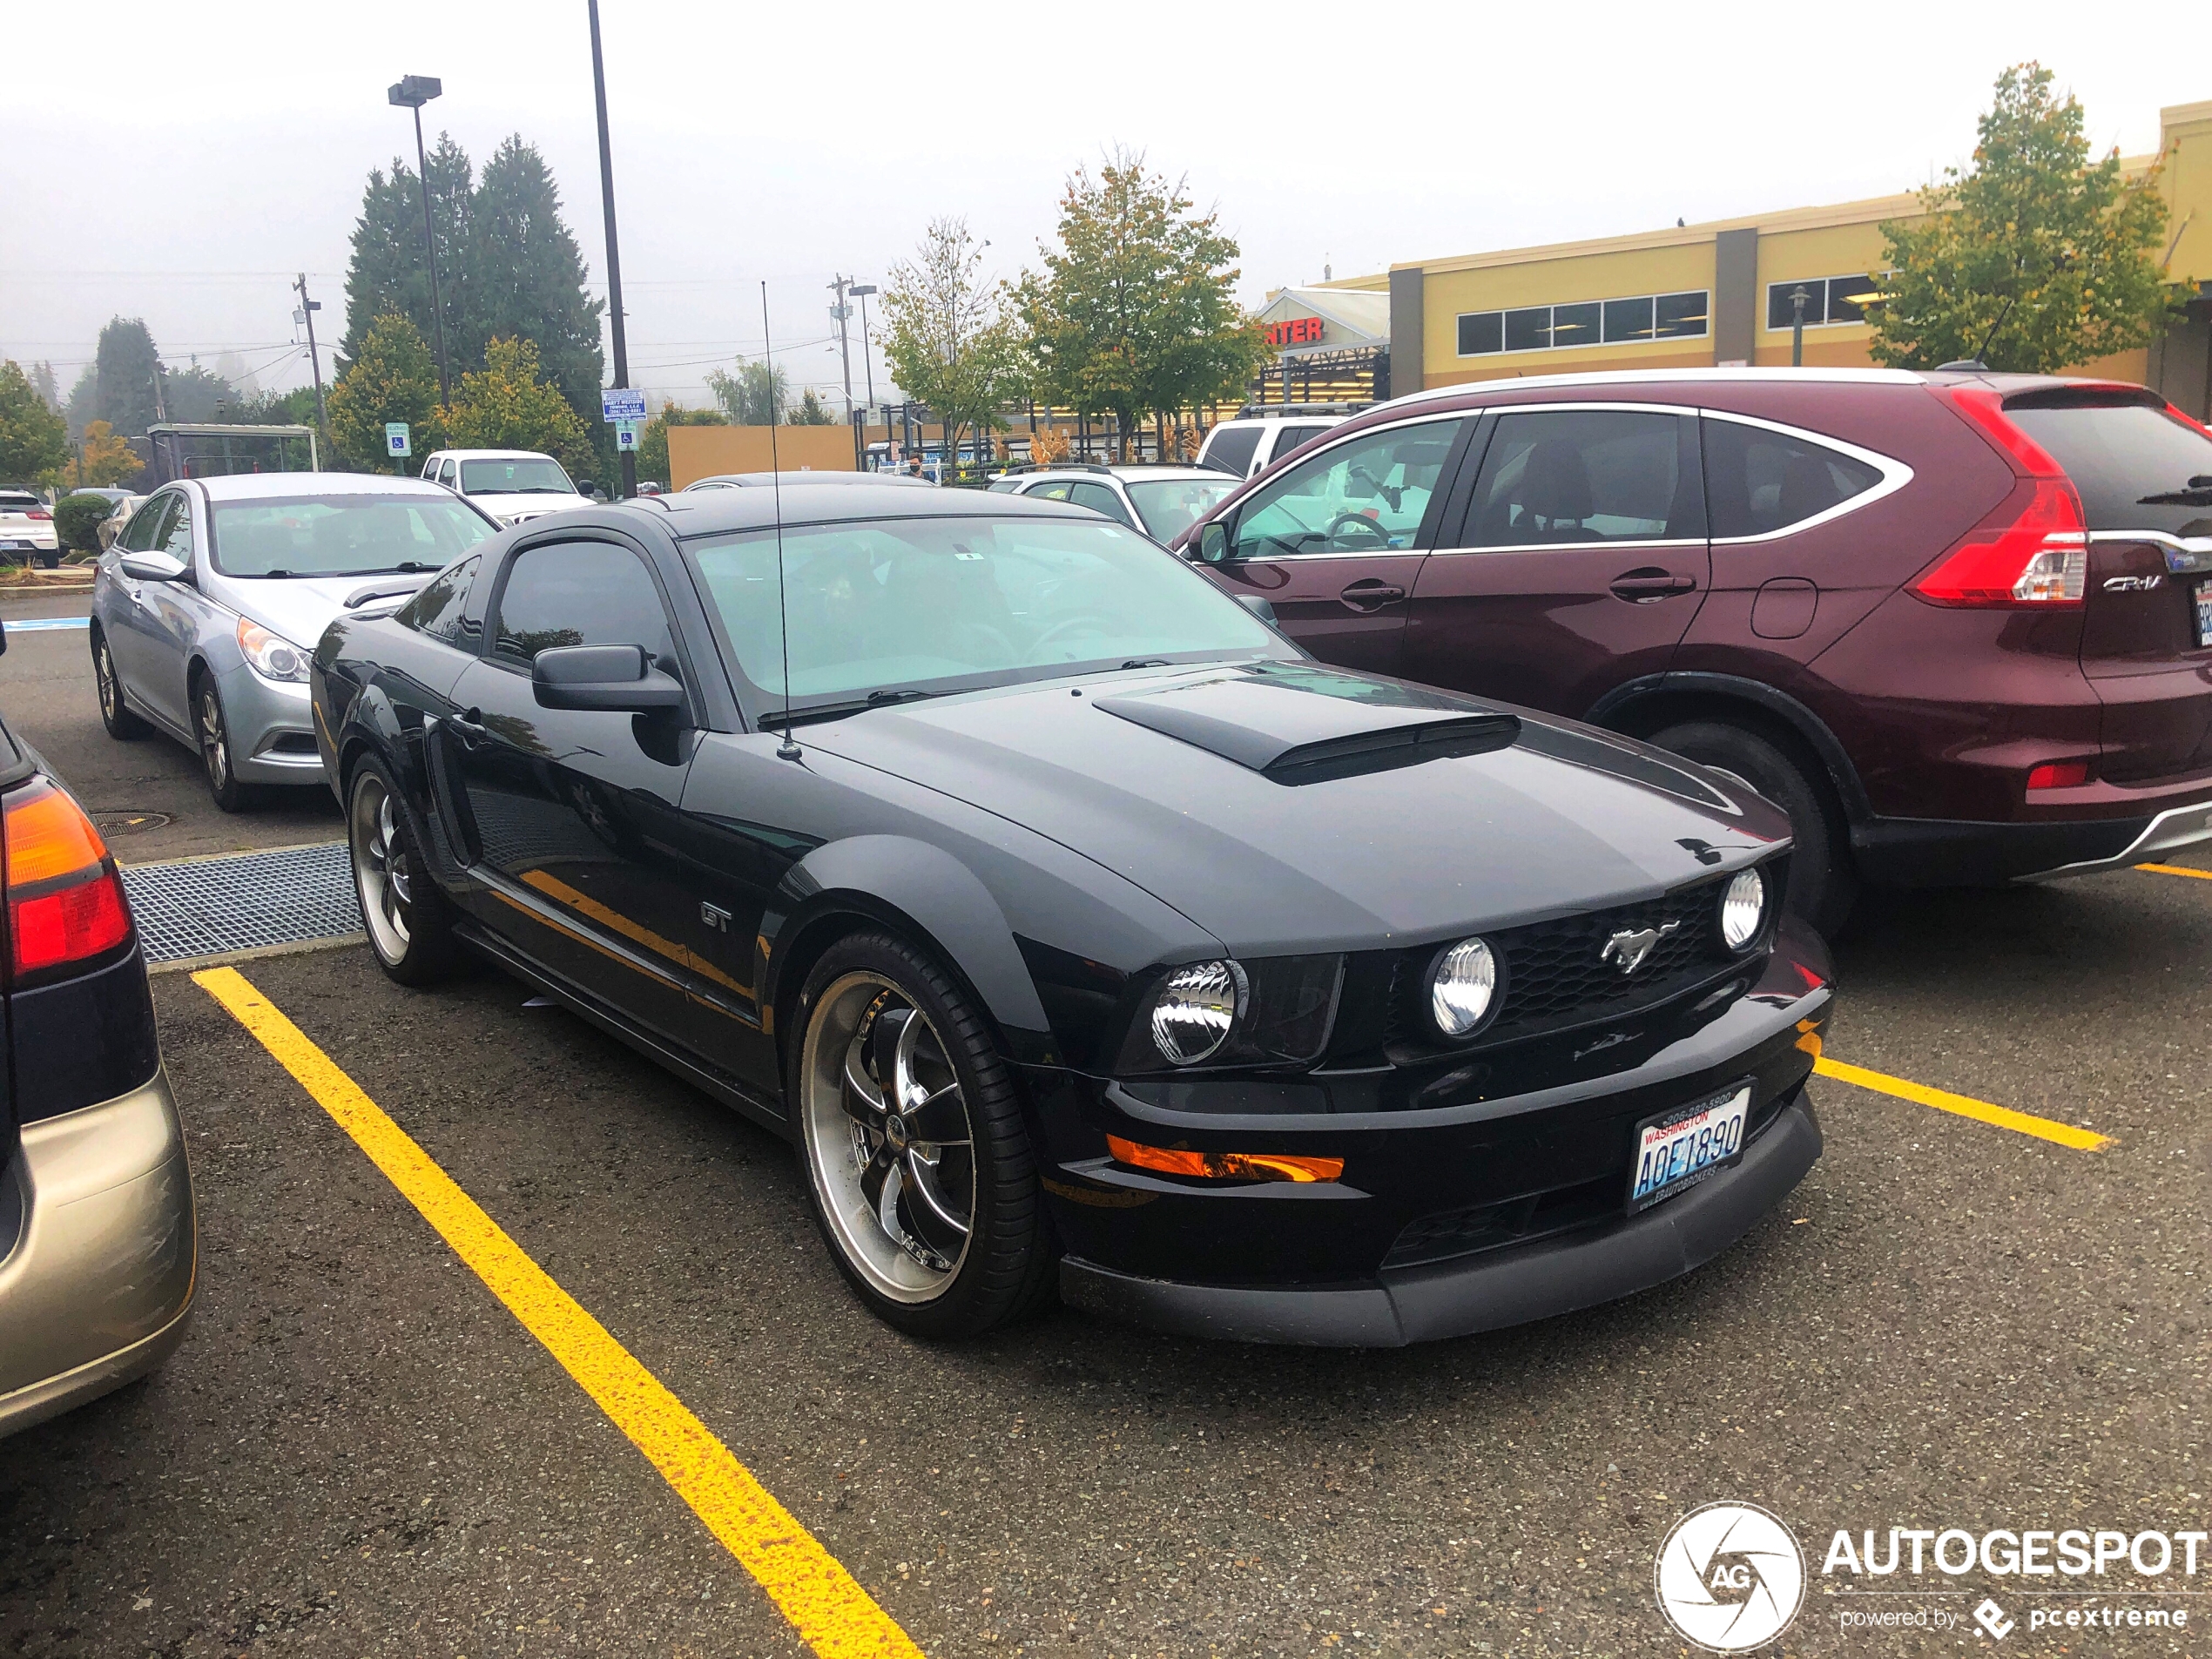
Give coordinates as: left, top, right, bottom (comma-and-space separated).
121, 840, 361, 965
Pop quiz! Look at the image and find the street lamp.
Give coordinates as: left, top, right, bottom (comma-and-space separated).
1789, 284, 1811, 369
387, 73, 453, 410
848, 283, 877, 413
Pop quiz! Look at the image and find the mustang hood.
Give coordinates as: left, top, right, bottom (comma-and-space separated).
801, 662, 1791, 954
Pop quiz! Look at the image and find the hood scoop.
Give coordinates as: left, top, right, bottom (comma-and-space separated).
1093, 664, 1518, 786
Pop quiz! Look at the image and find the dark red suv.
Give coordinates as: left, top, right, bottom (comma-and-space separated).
1177, 368, 2212, 930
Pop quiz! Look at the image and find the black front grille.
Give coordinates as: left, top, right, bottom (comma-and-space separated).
1386, 866, 1776, 1055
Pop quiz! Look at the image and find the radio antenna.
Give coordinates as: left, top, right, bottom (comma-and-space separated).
762, 280, 800, 761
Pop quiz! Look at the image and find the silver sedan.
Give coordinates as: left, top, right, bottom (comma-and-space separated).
91, 475, 501, 810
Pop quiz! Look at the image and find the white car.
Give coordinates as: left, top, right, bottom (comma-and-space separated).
0, 491, 60, 567
984, 465, 1238, 544
1196, 413, 1349, 479
418, 448, 591, 527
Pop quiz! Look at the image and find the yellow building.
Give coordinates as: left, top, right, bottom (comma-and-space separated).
1305, 98, 2212, 417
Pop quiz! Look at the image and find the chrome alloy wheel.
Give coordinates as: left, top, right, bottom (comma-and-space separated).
95, 637, 120, 721
198, 684, 230, 789
799, 972, 977, 1303
351, 772, 414, 964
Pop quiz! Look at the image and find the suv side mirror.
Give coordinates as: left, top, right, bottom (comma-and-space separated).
119, 550, 188, 582
1197, 520, 1232, 564
531, 644, 686, 712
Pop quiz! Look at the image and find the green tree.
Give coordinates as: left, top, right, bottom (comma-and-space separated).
29, 362, 59, 412
1871, 64, 2175, 374
92, 317, 163, 437
162, 361, 239, 422
341, 135, 475, 385
705, 361, 790, 425
327, 313, 443, 472
470, 135, 606, 427
0, 361, 69, 485
881, 217, 1028, 469
1017, 152, 1266, 458
442, 336, 591, 475
637, 403, 726, 486
229, 386, 324, 427
786, 388, 837, 425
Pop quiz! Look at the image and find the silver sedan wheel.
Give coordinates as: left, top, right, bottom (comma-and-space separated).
198, 685, 230, 788
95, 637, 121, 720
799, 972, 977, 1304
350, 772, 414, 965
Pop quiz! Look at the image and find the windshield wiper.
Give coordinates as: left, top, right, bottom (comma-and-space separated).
765, 688, 938, 730
2139, 475, 2212, 507
1120, 658, 1170, 670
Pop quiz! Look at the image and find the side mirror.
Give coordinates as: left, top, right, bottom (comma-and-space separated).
1234, 594, 1278, 625
1197, 521, 1232, 564
119, 551, 188, 582
531, 644, 686, 713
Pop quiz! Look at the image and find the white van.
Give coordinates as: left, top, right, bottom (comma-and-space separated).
1196, 412, 1350, 479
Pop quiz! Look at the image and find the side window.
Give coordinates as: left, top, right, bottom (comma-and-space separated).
1464, 410, 1703, 547
120, 495, 173, 554
398, 556, 482, 645
1271, 424, 1330, 462
439, 459, 459, 488
491, 542, 676, 673
1028, 479, 1075, 502
421, 458, 438, 481
1069, 481, 1136, 528
1203, 426, 1261, 477
1231, 420, 1462, 558
158, 495, 195, 561
1702, 418, 1884, 539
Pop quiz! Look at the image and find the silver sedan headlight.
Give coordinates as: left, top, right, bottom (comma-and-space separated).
1428, 937, 1498, 1037
237, 617, 308, 684
1720, 867, 1768, 951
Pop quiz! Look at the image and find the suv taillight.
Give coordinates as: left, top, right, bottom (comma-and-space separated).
1913, 386, 2088, 608
3, 779, 133, 981
26, 509, 51, 521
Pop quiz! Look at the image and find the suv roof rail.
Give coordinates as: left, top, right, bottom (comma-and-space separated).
998, 461, 1115, 475
1231, 402, 1366, 420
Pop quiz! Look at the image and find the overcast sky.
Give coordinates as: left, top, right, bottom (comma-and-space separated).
2, 3, 2199, 412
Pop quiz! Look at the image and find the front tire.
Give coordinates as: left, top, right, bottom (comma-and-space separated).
348, 758, 462, 986
91, 629, 147, 739
1650, 718, 1857, 934
195, 676, 263, 813
792, 933, 1055, 1339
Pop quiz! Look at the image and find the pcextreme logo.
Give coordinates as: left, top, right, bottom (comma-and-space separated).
1655, 1501, 1808, 1652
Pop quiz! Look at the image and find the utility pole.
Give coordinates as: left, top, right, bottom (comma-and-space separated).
293, 273, 330, 445
828, 274, 855, 413
388, 75, 452, 409
586, 0, 636, 500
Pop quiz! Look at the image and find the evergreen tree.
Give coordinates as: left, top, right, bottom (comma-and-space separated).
0, 361, 69, 485
341, 135, 475, 384
470, 135, 606, 426
786, 388, 837, 425
163, 362, 238, 422
327, 313, 443, 472
443, 337, 592, 476
92, 317, 163, 436
29, 362, 59, 412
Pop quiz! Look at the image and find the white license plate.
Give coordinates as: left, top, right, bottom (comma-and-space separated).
2195, 582, 2212, 649
1629, 1085, 1751, 1212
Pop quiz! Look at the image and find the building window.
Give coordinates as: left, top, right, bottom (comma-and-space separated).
1457, 291, 1710, 356
1766, 274, 1883, 331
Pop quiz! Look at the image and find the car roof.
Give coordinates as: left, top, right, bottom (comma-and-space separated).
632, 482, 1105, 536
1384, 366, 1927, 412
185, 473, 462, 502
433, 448, 563, 462
1015, 466, 1231, 484
685, 470, 930, 489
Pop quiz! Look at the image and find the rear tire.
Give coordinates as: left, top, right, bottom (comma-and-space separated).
91, 629, 147, 739
348, 757, 462, 986
791, 932, 1056, 1339
1649, 718, 1857, 935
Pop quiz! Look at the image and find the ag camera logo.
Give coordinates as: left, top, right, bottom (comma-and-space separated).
1656, 1501, 1807, 1652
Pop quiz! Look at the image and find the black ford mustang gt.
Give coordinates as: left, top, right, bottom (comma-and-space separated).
313, 484, 1831, 1345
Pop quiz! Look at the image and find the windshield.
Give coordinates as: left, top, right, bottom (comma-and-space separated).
687, 513, 1283, 712
459, 457, 574, 496
210, 495, 496, 577
1124, 477, 1237, 542
2006, 401, 2212, 534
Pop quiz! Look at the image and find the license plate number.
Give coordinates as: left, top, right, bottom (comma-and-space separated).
2195, 582, 2212, 649
1629, 1085, 1751, 1212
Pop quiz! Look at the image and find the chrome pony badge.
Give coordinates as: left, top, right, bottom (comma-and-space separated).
1601, 921, 1681, 974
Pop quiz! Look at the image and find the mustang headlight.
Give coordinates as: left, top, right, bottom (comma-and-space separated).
1144, 959, 1248, 1067
238, 617, 308, 683
1429, 937, 1498, 1037
1720, 867, 1768, 951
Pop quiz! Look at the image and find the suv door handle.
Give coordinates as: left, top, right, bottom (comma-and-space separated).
1609, 568, 1698, 602
1339, 578, 1407, 612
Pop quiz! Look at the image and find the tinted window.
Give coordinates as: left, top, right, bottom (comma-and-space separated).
1203, 426, 1261, 476
1028, 478, 1076, 501
1768, 280, 1824, 330
1069, 481, 1135, 527
1467, 411, 1702, 545
1655, 291, 1710, 339
1232, 421, 1462, 558
398, 555, 482, 645
1458, 311, 1504, 355
1271, 425, 1332, 459
493, 543, 675, 668
1504, 307, 1550, 352
210, 495, 494, 577
2008, 401, 2212, 534
1703, 419, 1884, 539
121, 495, 173, 553
1550, 301, 1601, 349
1602, 295, 1655, 343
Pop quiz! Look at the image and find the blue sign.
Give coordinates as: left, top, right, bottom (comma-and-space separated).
385, 422, 410, 457
601, 388, 646, 422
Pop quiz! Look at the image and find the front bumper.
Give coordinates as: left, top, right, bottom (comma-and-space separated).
1030, 927, 1830, 1346
0, 1069, 198, 1438
215, 659, 325, 785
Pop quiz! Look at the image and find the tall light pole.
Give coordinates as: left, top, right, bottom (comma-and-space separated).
850, 283, 877, 411
387, 74, 452, 410
1790, 285, 1811, 369
586, 0, 636, 500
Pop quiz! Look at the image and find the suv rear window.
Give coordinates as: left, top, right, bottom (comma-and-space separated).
2006, 400, 2212, 534
1204, 426, 1261, 476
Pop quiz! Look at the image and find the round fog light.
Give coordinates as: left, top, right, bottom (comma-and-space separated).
1148, 959, 1246, 1066
1720, 867, 1767, 951
1429, 937, 1497, 1037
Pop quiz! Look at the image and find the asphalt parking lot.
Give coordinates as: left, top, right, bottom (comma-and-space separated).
2, 591, 2206, 1656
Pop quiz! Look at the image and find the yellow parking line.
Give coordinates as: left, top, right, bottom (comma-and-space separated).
1813, 1055, 2111, 1151
192, 966, 923, 1659
2137, 861, 2212, 880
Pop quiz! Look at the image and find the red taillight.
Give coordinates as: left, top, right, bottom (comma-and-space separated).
4, 779, 134, 980
2027, 760, 2092, 791
26, 509, 51, 521
1910, 476, 2087, 607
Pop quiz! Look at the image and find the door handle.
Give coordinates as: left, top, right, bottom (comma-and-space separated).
1609, 568, 1698, 603
448, 708, 489, 748
1339, 578, 1407, 613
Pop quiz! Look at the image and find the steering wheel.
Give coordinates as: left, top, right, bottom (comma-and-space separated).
1326, 513, 1392, 551
1028, 614, 1117, 659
